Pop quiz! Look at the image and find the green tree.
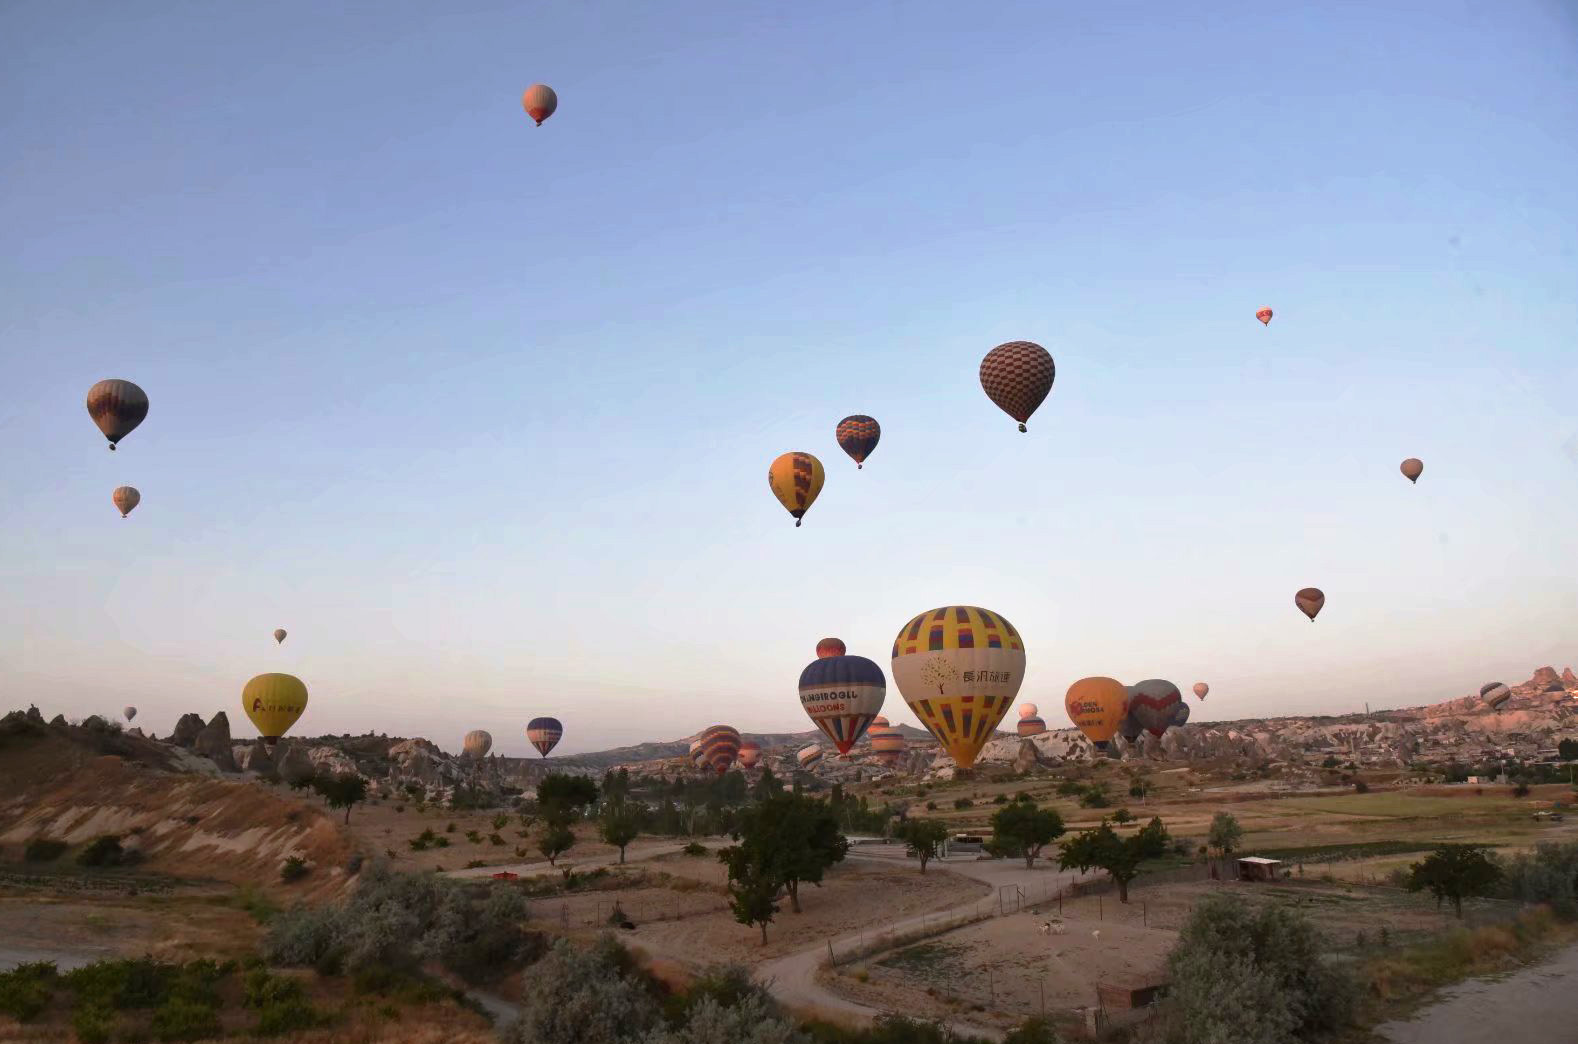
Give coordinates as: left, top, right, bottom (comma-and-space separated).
312, 774, 369, 824
598, 798, 644, 864
752, 765, 784, 800
1407, 844, 1502, 918
1167, 893, 1357, 1044
724, 793, 848, 914
537, 774, 598, 819
897, 819, 950, 874
989, 799, 1065, 870
718, 846, 780, 946
1207, 812, 1243, 858
1558, 738, 1578, 761
538, 823, 575, 866
1111, 808, 1134, 825
1058, 818, 1169, 902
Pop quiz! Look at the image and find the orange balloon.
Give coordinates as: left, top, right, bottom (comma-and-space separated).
1064, 677, 1128, 750
1400, 458, 1423, 484
522, 84, 558, 126
1255, 307, 1273, 326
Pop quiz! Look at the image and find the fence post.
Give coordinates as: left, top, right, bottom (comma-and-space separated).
1143, 901, 1148, 929
828, 940, 836, 968
1099, 894, 1103, 921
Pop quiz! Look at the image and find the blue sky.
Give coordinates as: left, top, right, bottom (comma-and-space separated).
3, 1, 1575, 754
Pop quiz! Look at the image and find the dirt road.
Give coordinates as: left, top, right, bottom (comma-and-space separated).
756, 850, 1093, 1041
1374, 943, 1578, 1044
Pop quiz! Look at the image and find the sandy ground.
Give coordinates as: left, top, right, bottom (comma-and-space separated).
0, 894, 262, 971
1374, 942, 1578, 1044
622, 859, 992, 965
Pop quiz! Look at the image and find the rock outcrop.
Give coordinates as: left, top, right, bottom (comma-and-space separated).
276, 742, 317, 787
194, 712, 236, 772
171, 713, 206, 748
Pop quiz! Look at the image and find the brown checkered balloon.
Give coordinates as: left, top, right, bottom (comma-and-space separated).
979, 341, 1054, 432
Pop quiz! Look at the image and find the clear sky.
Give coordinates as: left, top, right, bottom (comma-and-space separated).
3, 1, 1575, 756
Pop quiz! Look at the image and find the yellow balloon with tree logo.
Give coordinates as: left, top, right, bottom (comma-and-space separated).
890, 606, 1025, 768
242, 673, 308, 743
768, 452, 825, 527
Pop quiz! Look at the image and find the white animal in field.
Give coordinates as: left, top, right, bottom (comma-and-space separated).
1038, 921, 1066, 936
1091, 929, 1101, 940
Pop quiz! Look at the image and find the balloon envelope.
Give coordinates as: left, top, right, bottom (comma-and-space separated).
242, 673, 308, 742
273, 629, 287, 645
868, 722, 906, 766
1170, 701, 1191, 727
1064, 677, 1128, 750
123, 706, 137, 722
1016, 715, 1047, 737
1018, 703, 1038, 719
891, 606, 1025, 768
1256, 307, 1273, 325
695, 725, 741, 775
835, 415, 881, 469
527, 717, 563, 757
112, 486, 140, 518
796, 744, 824, 769
1295, 588, 1326, 621
816, 637, 846, 659
1117, 710, 1144, 743
1479, 682, 1511, 710
86, 379, 149, 449
768, 452, 825, 527
799, 654, 886, 754
463, 730, 493, 759
979, 341, 1055, 432
1129, 679, 1183, 738
522, 84, 558, 125
1192, 682, 1209, 701
738, 741, 762, 769
1401, 458, 1423, 483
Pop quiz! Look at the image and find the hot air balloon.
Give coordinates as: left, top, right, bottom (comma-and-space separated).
273, 629, 287, 645
1129, 679, 1182, 738
799, 649, 886, 754
768, 452, 825, 527
112, 486, 140, 518
1192, 682, 1209, 701
463, 730, 493, 759
1479, 682, 1512, 712
694, 725, 741, 775
1117, 710, 1144, 744
835, 415, 881, 469
1064, 677, 1128, 751
1295, 588, 1325, 622
1170, 701, 1191, 728
242, 673, 308, 745
1255, 307, 1273, 326
123, 706, 137, 722
738, 741, 763, 770
980, 341, 1055, 433
868, 718, 906, 767
816, 637, 846, 659
86, 379, 149, 451
522, 84, 558, 126
1401, 458, 1423, 484
527, 717, 563, 757
891, 606, 1025, 768
796, 744, 825, 770
1016, 712, 1047, 737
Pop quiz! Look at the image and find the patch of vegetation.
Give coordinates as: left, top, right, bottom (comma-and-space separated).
232, 884, 280, 924
0, 960, 57, 1021
76, 834, 131, 867
682, 841, 708, 857
952, 797, 974, 810
23, 837, 68, 862
1254, 839, 1438, 863
878, 941, 969, 976
280, 855, 310, 882
264, 862, 539, 985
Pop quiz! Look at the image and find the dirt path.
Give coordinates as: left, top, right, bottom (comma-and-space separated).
755, 850, 1092, 1042
1374, 943, 1578, 1044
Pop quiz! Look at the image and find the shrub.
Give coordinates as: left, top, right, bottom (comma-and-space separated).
72, 1005, 114, 1042
1514, 783, 1531, 798
1496, 841, 1578, 919
683, 841, 708, 857
993, 794, 1009, 804
447, 822, 457, 833
150, 996, 221, 1041
0, 961, 56, 1021
1354, 780, 1371, 794
465, 859, 487, 869
1056, 780, 1084, 797
466, 830, 482, 843
953, 798, 973, 810
489, 832, 506, 846
280, 855, 310, 882
925, 801, 938, 811
255, 996, 328, 1035
501, 937, 658, 1044
492, 813, 512, 831
1166, 893, 1356, 1044
243, 967, 304, 1009
76, 835, 127, 867
23, 837, 68, 862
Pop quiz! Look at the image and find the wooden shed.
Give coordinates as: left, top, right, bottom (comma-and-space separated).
1237, 856, 1283, 882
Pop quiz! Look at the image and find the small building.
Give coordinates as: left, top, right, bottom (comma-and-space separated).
1237, 856, 1283, 882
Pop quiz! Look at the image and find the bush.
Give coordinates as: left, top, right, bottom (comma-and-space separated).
1166, 893, 1356, 1044
489, 832, 507, 846
0, 961, 56, 1021
1514, 783, 1531, 798
992, 794, 1009, 805
150, 996, 221, 1041
23, 837, 68, 862
953, 798, 973, 810
1055, 779, 1084, 797
925, 801, 938, 811
1078, 786, 1110, 809
76, 835, 128, 867
465, 859, 487, 869
501, 937, 659, 1044
71, 1005, 114, 1042
280, 855, 310, 882
466, 830, 482, 843
683, 841, 708, 857
1496, 841, 1578, 919
255, 996, 328, 1035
